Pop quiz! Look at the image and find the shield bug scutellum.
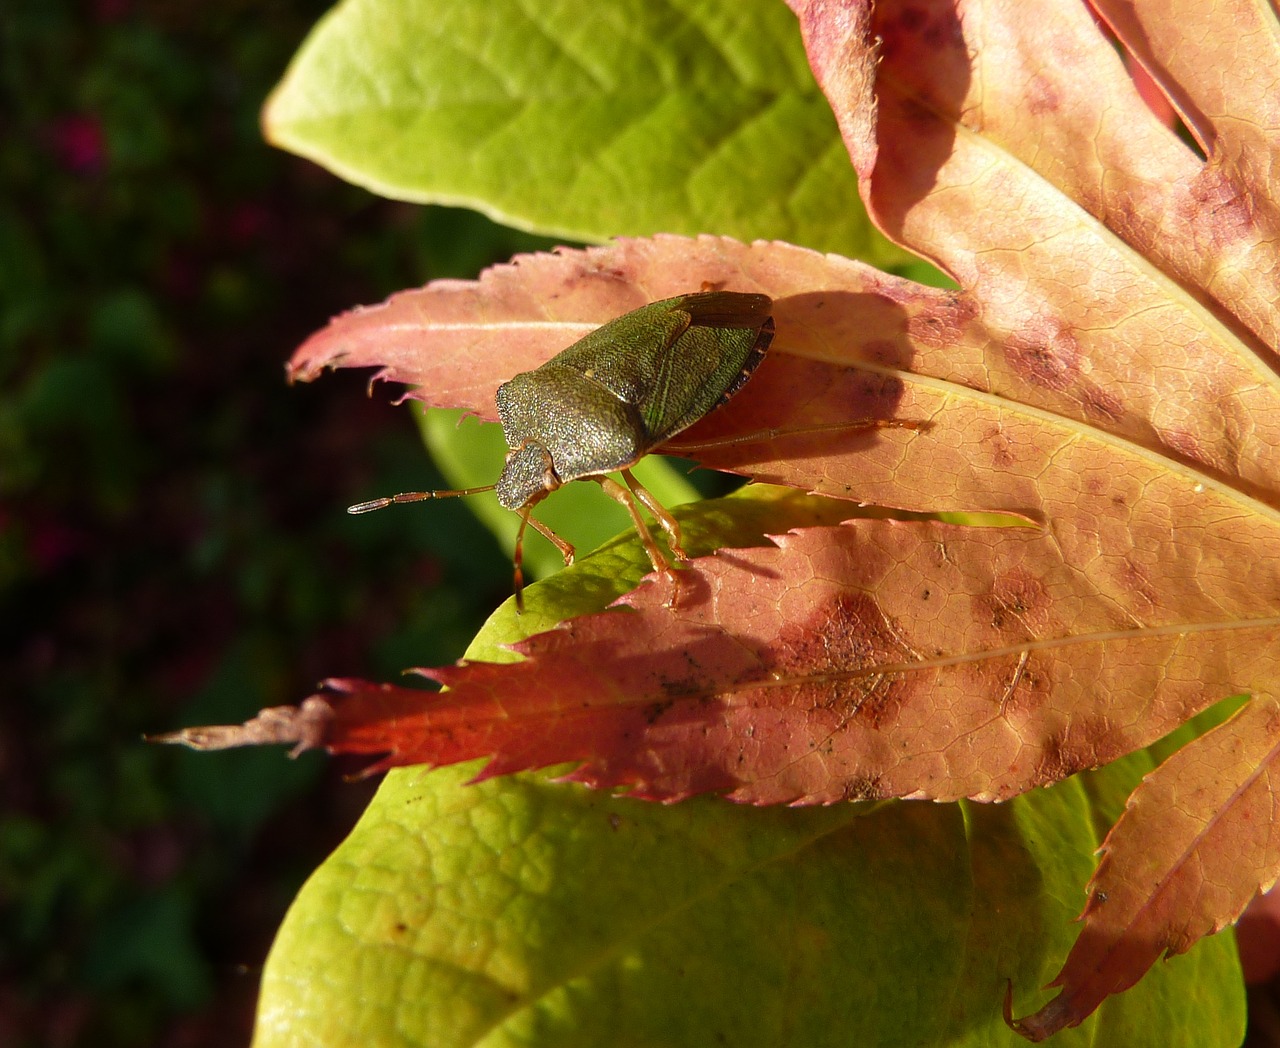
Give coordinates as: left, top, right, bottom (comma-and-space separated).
349, 291, 774, 611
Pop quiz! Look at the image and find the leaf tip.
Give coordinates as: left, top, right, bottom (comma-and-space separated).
145, 697, 335, 756
1002, 980, 1086, 1043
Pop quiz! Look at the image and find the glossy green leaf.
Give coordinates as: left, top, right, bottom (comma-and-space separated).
253, 489, 1243, 1047
262, 0, 912, 267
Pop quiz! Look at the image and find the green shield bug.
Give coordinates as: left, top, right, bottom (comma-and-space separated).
349, 290, 775, 611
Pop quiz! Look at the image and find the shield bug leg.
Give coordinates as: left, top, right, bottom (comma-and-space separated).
525, 515, 575, 566
512, 509, 533, 613
593, 474, 685, 605
620, 468, 687, 562
510, 512, 576, 614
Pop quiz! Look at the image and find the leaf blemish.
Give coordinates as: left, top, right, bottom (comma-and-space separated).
1163, 427, 1217, 470
1004, 325, 1080, 392
645, 699, 675, 724
840, 775, 886, 802
981, 423, 1017, 469
1187, 167, 1256, 245
774, 592, 923, 730
862, 337, 913, 369
876, 2, 964, 58
1030, 715, 1113, 788
1026, 75, 1063, 116
1120, 556, 1159, 611
980, 569, 1052, 635
1081, 382, 1125, 422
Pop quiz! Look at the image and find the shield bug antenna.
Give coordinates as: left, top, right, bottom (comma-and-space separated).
347, 291, 775, 613
347, 480, 575, 612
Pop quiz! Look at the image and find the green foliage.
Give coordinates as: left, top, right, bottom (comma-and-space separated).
264, 0, 913, 267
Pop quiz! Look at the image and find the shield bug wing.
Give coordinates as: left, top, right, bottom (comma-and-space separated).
543, 292, 773, 448
636, 292, 773, 442
542, 295, 695, 408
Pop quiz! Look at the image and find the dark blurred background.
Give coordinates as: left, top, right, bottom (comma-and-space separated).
1, 4, 555, 1045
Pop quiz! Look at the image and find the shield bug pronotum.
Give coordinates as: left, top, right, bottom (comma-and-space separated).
349, 291, 775, 611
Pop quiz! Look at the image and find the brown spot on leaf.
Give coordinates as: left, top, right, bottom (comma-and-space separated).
980, 570, 1051, 635
896, 94, 942, 130
1119, 556, 1159, 612
905, 299, 973, 349
877, 4, 929, 61
645, 699, 676, 724
877, 3, 963, 52
1004, 328, 1081, 392
980, 424, 1017, 468
994, 652, 1046, 718
576, 261, 629, 284
656, 673, 704, 701
1163, 428, 1218, 470
1082, 471, 1107, 496
1187, 165, 1256, 245
862, 337, 911, 369
1031, 715, 1114, 787
923, 16, 963, 50
846, 369, 907, 413
1031, 729, 1081, 787
802, 368, 911, 427
1026, 75, 1063, 115
840, 775, 887, 802
1081, 382, 1124, 423
773, 592, 923, 730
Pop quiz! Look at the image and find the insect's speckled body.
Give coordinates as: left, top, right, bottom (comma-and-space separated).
494, 292, 773, 511
351, 290, 775, 610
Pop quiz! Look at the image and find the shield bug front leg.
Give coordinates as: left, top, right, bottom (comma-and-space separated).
620, 467, 688, 563
592, 473, 687, 605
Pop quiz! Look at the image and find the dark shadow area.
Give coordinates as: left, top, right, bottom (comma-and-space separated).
866, 3, 968, 239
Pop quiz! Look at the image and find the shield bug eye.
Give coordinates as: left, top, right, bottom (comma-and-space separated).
348, 291, 774, 612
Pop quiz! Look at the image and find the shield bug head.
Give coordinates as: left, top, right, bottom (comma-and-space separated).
349, 290, 775, 611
